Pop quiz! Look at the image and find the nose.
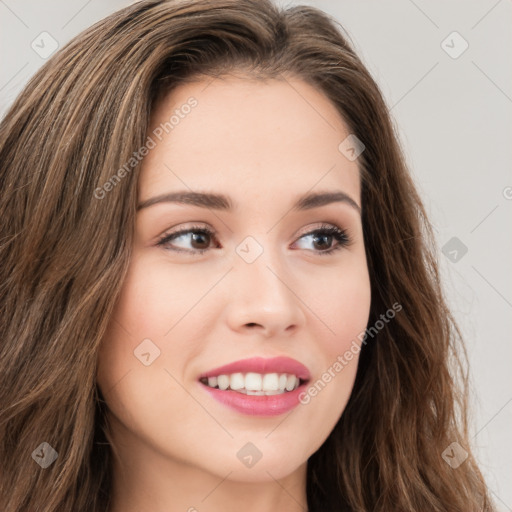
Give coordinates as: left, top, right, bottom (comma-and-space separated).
224, 245, 306, 338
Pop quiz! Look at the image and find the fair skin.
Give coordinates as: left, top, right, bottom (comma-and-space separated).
96, 73, 371, 512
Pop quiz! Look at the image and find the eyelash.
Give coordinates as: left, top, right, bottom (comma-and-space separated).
156, 223, 352, 256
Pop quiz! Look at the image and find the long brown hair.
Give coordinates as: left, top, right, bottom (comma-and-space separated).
0, 0, 494, 510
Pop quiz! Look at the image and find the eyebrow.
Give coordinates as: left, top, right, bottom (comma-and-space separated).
136, 189, 361, 214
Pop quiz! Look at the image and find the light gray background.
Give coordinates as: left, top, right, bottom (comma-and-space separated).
1, 0, 511, 509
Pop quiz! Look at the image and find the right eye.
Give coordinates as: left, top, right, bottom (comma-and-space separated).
156, 225, 219, 254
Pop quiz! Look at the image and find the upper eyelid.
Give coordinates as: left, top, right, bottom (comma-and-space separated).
159, 222, 346, 239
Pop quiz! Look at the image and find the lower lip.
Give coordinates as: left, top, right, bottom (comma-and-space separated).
199, 381, 308, 416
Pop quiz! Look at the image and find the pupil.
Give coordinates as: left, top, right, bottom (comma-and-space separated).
192, 232, 209, 249
314, 234, 331, 250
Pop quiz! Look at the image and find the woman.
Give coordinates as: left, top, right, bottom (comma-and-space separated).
0, 0, 495, 510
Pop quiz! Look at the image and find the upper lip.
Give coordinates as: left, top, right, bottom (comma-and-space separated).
198, 356, 311, 381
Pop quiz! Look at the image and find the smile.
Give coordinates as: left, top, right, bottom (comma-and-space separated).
199, 372, 303, 395
198, 356, 311, 416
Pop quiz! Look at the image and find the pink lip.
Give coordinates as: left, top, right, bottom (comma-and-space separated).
199, 383, 308, 416
198, 356, 311, 381
198, 356, 311, 417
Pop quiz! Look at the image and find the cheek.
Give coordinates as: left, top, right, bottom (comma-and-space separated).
96, 252, 214, 411
329, 277, 371, 354
96, 257, 171, 402
304, 256, 371, 354
296, 270, 370, 449
296, 259, 370, 415
95, 258, 202, 455
108, 253, 192, 336
109, 254, 235, 366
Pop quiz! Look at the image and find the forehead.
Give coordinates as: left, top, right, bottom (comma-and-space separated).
140, 74, 361, 205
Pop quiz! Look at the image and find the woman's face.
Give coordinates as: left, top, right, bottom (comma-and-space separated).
97, 74, 371, 485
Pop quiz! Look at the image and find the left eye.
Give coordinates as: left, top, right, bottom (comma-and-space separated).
156, 223, 351, 255
294, 225, 351, 254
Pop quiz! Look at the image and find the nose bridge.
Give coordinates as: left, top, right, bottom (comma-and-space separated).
226, 232, 305, 335
234, 231, 285, 290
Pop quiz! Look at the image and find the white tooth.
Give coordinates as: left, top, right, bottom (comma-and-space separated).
229, 373, 245, 390
285, 374, 297, 391
207, 376, 218, 388
262, 373, 279, 391
264, 389, 284, 395
246, 389, 265, 395
278, 374, 287, 391
217, 374, 230, 390
244, 372, 262, 391
293, 378, 300, 390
